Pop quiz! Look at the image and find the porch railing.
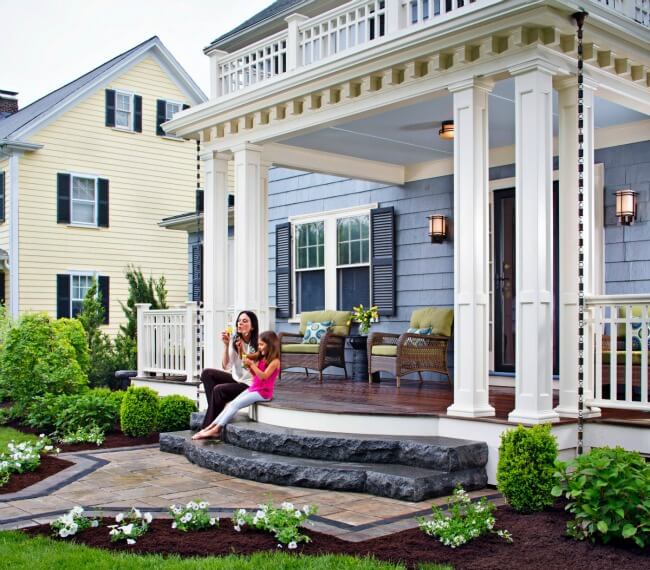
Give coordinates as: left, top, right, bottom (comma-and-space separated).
210, 0, 648, 98
585, 294, 650, 411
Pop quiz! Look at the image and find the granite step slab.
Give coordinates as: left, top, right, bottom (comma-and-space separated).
160, 430, 487, 502
189, 414, 487, 472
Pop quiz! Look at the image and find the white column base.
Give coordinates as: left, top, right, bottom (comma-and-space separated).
447, 404, 496, 418
507, 409, 560, 425
553, 405, 601, 419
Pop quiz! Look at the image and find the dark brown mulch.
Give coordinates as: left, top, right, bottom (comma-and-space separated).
0, 455, 74, 495
23, 505, 649, 569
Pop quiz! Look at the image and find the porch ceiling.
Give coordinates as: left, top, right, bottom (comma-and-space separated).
278, 78, 649, 166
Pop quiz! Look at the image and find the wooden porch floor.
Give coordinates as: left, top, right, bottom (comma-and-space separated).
269, 372, 650, 427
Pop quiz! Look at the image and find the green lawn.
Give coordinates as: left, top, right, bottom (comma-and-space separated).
0, 426, 38, 450
0, 532, 453, 570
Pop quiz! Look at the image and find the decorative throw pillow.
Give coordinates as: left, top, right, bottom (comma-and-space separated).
405, 327, 432, 347
631, 322, 650, 351
302, 321, 332, 344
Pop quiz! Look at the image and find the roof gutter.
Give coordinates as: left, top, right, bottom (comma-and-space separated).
0, 139, 43, 153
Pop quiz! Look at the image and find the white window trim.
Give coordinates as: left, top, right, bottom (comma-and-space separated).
114, 89, 135, 131
289, 203, 377, 320
68, 270, 98, 317
164, 99, 183, 121
69, 173, 99, 228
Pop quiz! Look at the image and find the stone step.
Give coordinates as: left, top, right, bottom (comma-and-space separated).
189, 413, 487, 472
160, 430, 487, 502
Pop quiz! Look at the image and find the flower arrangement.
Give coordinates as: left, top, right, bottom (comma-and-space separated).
233, 501, 317, 548
417, 486, 512, 548
108, 507, 152, 544
0, 434, 57, 486
50, 506, 99, 538
351, 304, 379, 335
169, 499, 218, 531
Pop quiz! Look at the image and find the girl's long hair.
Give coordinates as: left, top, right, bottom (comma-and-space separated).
258, 330, 280, 363
236, 310, 259, 350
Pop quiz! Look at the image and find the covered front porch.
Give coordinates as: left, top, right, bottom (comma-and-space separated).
145, 0, 650, 447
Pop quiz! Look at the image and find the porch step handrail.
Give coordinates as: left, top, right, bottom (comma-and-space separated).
585, 293, 649, 411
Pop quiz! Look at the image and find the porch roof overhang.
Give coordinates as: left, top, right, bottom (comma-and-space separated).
167, 0, 650, 163
159, 211, 203, 232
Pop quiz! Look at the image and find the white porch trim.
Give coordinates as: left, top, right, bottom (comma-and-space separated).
8, 152, 20, 318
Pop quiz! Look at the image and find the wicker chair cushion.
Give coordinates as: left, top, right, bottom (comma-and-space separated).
371, 345, 397, 357
410, 307, 453, 337
299, 310, 351, 337
302, 321, 332, 344
282, 343, 321, 354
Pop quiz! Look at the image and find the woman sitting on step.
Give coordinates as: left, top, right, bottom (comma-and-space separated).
192, 331, 281, 440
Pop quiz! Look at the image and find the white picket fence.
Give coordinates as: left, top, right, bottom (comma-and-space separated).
585, 294, 650, 411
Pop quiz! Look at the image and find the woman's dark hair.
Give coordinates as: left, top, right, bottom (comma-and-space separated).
236, 310, 259, 350
258, 330, 280, 363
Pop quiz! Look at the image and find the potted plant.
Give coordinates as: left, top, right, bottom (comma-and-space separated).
351, 304, 379, 335
347, 305, 379, 381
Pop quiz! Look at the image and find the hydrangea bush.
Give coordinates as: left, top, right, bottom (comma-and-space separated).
417, 486, 512, 548
50, 506, 99, 538
108, 508, 152, 544
233, 501, 317, 548
169, 499, 218, 531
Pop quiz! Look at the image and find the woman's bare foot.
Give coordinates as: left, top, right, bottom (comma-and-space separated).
191, 425, 221, 440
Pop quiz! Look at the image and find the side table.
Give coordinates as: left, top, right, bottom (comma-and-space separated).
347, 335, 380, 382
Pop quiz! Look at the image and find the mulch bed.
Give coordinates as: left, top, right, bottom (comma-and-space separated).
0, 455, 74, 495
23, 505, 649, 569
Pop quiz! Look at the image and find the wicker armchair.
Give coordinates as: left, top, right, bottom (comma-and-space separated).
278, 310, 351, 382
368, 307, 454, 388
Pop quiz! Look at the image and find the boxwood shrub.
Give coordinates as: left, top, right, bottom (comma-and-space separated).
157, 395, 197, 433
553, 446, 650, 548
120, 386, 159, 437
497, 424, 558, 513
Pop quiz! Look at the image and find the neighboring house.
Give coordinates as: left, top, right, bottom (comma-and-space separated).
140, 0, 649, 478
0, 36, 206, 334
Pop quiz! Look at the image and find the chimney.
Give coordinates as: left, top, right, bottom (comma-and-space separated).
0, 90, 19, 118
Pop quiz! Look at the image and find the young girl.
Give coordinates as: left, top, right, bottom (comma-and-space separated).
192, 331, 280, 440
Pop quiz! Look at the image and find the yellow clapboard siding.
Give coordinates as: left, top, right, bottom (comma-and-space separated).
16, 55, 207, 334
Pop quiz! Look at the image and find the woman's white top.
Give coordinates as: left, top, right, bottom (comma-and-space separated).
227, 338, 254, 386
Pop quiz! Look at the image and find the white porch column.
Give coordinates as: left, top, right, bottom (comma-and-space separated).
555, 78, 600, 417
233, 144, 270, 330
509, 64, 560, 424
203, 151, 230, 369
208, 49, 228, 99
447, 79, 495, 418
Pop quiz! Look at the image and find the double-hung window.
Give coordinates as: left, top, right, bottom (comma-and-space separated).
71, 175, 97, 225
292, 205, 374, 315
71, 273, 94, 317
165, 101, 182, 121
115, 91, 133, 129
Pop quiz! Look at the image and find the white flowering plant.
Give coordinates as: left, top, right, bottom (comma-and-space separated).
0, 434, 58, 486
169, 499, 218, 532
417, 486, 513, 548
233, 501, 317, 549
108, 508, 152, 544
50, 506, 99, 538
58, 426, 105, 446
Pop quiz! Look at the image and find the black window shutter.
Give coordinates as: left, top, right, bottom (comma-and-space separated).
133, 95, 142, 132
156, 99, 166, 136
191, 244, 203, 302
370, 206, 396, 316
105, 89, 116, 127
57, 274, 71, 318
57, 173, 71, 224
98, 275, 110, 325
182, 104, 190, 111
275, 222, 292, 318
195, 189, 204, 213
97, 178, 109, 227
0, 171, 5, 223
0, 271, 5, 306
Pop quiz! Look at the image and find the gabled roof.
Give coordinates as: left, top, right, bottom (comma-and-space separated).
0, 36, 206, 142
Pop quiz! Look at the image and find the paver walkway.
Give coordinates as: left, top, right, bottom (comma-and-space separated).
0, 444, 502, 541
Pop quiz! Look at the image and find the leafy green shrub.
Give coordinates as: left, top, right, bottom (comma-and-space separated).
24, 393, 76, 432
497, 424, 558, 513
157, 395, 197, 433
552, 446, 650, 548
120, 386, 159, 437
0, 313, 88, 413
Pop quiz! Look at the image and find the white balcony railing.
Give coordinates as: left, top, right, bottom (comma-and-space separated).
210, 0, 648, 98
585, 294, 650, 411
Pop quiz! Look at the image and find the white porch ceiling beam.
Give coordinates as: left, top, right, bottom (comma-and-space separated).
262, 143, 405, 185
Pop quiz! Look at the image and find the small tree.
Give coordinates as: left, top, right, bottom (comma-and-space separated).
77, 282, 116, 388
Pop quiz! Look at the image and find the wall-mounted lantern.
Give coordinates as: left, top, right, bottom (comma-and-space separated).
615, 189, 638, 225
428, 215, 448, 244
438, 120, 454, 140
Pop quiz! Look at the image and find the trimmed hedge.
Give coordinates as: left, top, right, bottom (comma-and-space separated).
120, 386, 159, 437
157, 395, 197, 433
